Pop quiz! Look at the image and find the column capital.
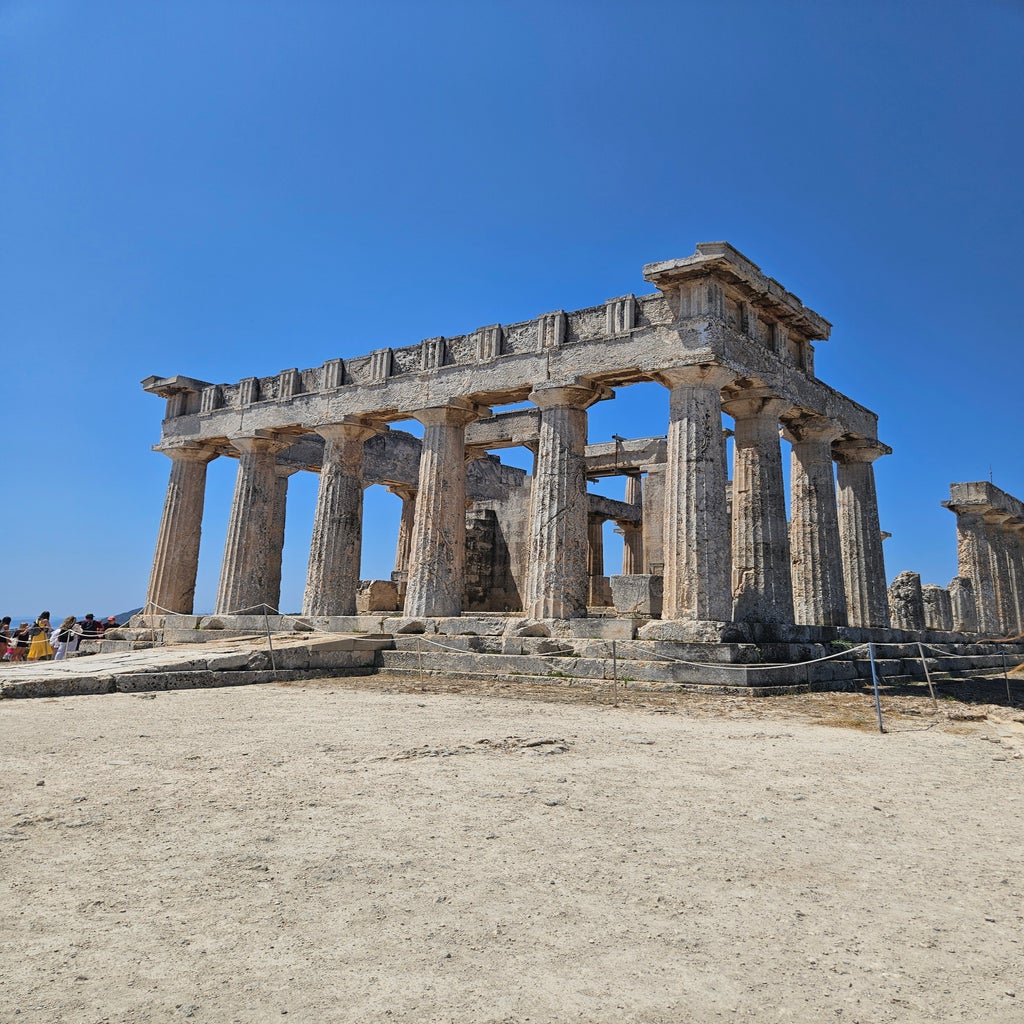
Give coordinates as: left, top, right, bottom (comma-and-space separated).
528, 379, 609, 411
153, 441, 218, 464
410, 398, 482, 428
721, 391, 790, 423
310, 416, 385, 444
782, 414, 843, 446
386, 484, 417, 502
832, 437, 892, 465
274, 463, 302, 479
228, 431, 294, 456
653, 363, 736, 391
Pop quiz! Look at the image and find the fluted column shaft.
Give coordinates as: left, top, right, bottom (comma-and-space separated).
587, 514, 605, 578
835, 440, 891, 628
953, 509, 1000, 634
524, 383, 602, 619
146, 444, 217, 614
404, 402, 480, 618
984, 512, 1018, 635
215, 434, 292, 615
1009, 525, 1024, 635
303, 421, 378, 617
657, 366, 734, 621
267, 466, 299, 613
788, 420, 847, 626
621, 475, 645, 573
723, 394, 793, 624
948, 576, 979, 633
389, 486, 418, 577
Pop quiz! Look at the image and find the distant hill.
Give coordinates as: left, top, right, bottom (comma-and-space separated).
3, 606, 144, 626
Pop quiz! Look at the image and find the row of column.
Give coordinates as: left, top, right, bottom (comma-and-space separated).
147, 367, 891, 628
653, 366, 890, 628
950, 507, 1024, 636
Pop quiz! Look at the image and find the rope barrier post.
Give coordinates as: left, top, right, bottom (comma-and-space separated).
611, 640, 619, 705
418, 636, 424, 687
1002, 653, 1012, 706
868, 642, 885, 734
262, 605, 277, 676
916, 642, 938, 711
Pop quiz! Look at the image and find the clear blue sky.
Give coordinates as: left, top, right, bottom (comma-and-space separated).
2, 0, 1022, 618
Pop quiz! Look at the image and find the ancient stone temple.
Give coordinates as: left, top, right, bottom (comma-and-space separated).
142, 242, 897, 638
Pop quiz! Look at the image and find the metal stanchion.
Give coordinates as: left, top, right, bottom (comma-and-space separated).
916, 641, 938, 710
868, 642, 885, 734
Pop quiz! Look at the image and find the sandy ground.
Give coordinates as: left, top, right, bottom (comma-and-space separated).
2, 675, 1023, 1024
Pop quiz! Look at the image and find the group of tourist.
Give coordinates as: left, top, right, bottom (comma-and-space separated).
0, 613, 120, 663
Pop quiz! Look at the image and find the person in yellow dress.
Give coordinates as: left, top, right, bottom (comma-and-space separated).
27, 612, 54, 661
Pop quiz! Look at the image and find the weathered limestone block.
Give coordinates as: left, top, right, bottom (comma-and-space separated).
657, 365, 734, 622
948, 575, 978, 633
356, 579, 400, 613
610, 575, 663, 618
834, 439, 891, 628
523, 382, 604, 619
146, 443, 217, 615
888, 571, 925, 632
722, 392, 793, 624
921, 584, 953, 631
787, 417, 846, 626
589, 577, 613, 608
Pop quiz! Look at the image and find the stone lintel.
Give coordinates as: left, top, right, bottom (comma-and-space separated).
588, 494, 640, 524
584, 436, 667, 477
465, 409, 540, 450
642, 242, 831, 341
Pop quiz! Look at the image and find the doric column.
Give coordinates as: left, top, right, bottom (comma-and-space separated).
587, 513, 605, 606
950, 507, 1001, 634
1008, 522, 1024, 635
641, 464, 665, 573
404, 400, 481, 618
721, 391, 793, 624
786, 417, 846, 626
922, 585, 953, 631
654, 365, 734, 621
620, 474, 645, 573
834, 439, 891, 628
524, 382, 604, 619
388, 485, 417, 578
267, 465, 300, 613
948, 576, 979, 633
146, 442, 217, 614
215, 432, 293, 615
984, 511, 1019, 635
303, 419, 379, 617
587, 513, 605, 577
616, 522, 644, 574
889, 570, 925, 631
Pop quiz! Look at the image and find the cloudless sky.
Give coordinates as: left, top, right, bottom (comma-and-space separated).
2, 0, 1022, 618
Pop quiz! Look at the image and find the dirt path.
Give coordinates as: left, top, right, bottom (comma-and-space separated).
2, 677, 1022, 1023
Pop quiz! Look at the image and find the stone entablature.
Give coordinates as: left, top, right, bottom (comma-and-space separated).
142, 242, 898, 631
